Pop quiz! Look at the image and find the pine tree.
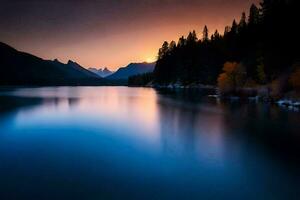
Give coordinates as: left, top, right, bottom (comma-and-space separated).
231, 20, 238, 34
187, 30, 198, 43
214, 30, 220, 38
212, 30, 220, 41
238, 12, 247, 31
177, 36, 186, 47
260, 0, 273, 19
248, 4, 260, 25
202, 25, 209, 41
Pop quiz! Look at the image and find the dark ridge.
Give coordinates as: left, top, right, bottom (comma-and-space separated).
0, 42, 106, 86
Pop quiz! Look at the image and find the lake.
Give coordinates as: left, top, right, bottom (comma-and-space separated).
0, 87, 299, 200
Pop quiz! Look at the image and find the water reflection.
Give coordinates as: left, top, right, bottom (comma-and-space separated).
0, 87, 299, 200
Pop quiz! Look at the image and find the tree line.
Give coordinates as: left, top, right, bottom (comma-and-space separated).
129, 0, 300, 98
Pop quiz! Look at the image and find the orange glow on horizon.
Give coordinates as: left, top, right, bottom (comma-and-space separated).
0, 0, 260, 71
146, 55, 157, 63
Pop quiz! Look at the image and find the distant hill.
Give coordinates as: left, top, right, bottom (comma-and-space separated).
0, 42, 105, 86
88, 67, 114, 77
106, 62, 155, 80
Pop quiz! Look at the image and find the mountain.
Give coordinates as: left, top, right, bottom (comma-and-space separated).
88, 67, 114, 77
106, 62, 155, 80
0, 42, 105, 86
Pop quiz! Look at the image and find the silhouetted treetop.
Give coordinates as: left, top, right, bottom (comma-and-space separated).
158, 41, 169, 60
187, 30, 198, 43
202, 25, 209, 42
177, 36, 186, 47
249, 4, 260, 25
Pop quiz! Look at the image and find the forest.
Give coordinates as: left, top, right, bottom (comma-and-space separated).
129, 0, 300, 99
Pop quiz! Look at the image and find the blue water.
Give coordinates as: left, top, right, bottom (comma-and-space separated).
0, 87, 299, 200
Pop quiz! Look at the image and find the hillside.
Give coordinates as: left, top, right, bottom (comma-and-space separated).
106, 62, 155, 80
0, 42, 105, 86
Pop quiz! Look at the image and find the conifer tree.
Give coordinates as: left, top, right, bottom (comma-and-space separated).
249, 4, 260, 25
238, 12, 247, 31
202, 25, 209, 41
231, 20, 238, 34
177, 36, 186, 47
187, 30, 198, 43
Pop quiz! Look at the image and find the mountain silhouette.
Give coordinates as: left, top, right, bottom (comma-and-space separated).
88, 67, 114, 77
106, 62, 155, 80
0, 42, 105, 86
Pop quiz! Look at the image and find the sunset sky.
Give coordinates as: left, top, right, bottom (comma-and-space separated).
0, 0, 259, 70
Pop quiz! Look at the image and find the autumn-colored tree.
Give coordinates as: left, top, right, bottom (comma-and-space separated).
223, 62, 238, 73
218, 62, 247, 94
218, 73, 234, 94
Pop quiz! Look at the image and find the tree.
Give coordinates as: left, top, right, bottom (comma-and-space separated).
248, 4, 260, 25
169, 41, 176, 51
218, 73, 233, 94
158, 41, 169, 59
260, 0, 273, 19
202, 25, 209, 41
224, 26, 231, 36
177, 36, 186, 47
231, 20, 238, 34
187, 30, 198, 43
217, 62, 247, 94
234, 63, 247, 87
238, 12, 247, 31
211, 30, 220, 41
214, 30, 220, 38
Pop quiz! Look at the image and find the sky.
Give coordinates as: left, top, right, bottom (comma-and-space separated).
0, 0, 259, 70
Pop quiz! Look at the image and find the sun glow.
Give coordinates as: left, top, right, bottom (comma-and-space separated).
146, 56, 156, 63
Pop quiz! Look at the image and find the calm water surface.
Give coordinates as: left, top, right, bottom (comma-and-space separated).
0, 87, 299, 200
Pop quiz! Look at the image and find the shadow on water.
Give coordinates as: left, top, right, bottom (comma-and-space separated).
156, 88, 300, 169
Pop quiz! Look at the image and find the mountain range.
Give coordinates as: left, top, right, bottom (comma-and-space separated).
0, 42, 105, 86
0, 42, 156, 86
88, 67, 114, 77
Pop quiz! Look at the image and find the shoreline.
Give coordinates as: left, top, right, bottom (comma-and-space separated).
142, 83, 300, 110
